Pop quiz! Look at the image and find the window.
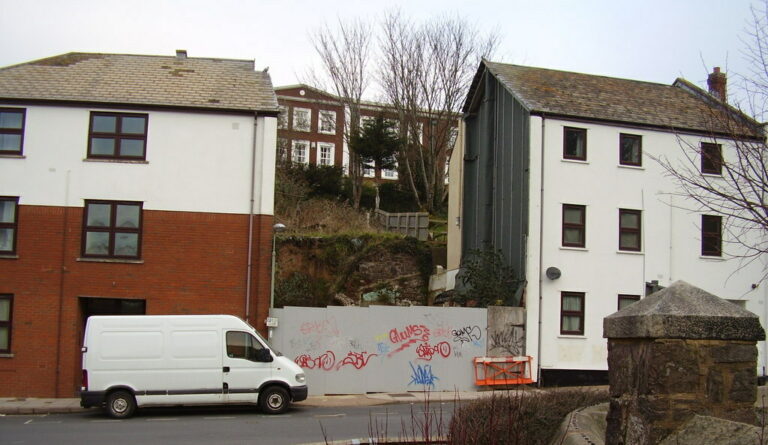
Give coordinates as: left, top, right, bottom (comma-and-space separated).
292, 108, 311, 132
277, 138, 289, 163
618, 294, 640, 311
0, 294, 12, 353
88, 112, 147, 160
563, 127, 587, 161
562, 204, 586, 248
619, 133, 642, 166
448, 127, 459, 149
0, 108, 25, 155
363, 165, 375, 178
619, 209, 642, 251
701, 142, 722, 175
319, 110, 336, 134
318, 143, 334, 166
292, 140, 309, 164
701, 214, 722, 256
561, 292, 585, 335
82, 200, 143, 259
226, 331, 265, 361
277, 106, 288, 129
0, 197, 19, 255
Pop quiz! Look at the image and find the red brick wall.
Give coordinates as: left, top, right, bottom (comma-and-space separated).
0, 205, 273, 397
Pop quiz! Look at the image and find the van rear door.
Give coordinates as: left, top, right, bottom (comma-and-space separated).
222, 331, 272, 403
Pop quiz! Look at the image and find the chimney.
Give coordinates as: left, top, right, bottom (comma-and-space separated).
707, 66, 727, 102
175, 49, 188, 59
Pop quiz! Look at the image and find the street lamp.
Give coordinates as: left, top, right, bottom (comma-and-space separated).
269, 223, 286, 310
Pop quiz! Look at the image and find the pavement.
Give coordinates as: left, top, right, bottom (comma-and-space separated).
0, 390, 500, 415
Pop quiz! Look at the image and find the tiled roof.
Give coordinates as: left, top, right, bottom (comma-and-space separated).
0, 52, 279, 113
475, 61, 760, 137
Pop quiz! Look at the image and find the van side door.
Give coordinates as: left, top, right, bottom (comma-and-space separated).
222, 331, 273, 403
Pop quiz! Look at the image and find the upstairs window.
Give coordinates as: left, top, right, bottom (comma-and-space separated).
319, 110, 336, 134
619, 133, 642, 166
563, 127, 587, 161
0, 197, 19, 255
701, 214, 722, 257
619, 209, 642, 251
318, 143, 334, 166
0, 108, 25, 155
562, 204, 586, 248
88, 112, 148, 160
561, 292, 585, 335
701, 142, 722, 175
277, 106, 288, 129
82, 200, 143, 259
292, 108, 311, 132
618, 294, 640, 311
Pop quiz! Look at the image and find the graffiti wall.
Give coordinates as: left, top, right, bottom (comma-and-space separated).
269, 306, 488, 395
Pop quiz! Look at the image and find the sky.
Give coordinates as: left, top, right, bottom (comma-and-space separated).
0, 0, 759, 104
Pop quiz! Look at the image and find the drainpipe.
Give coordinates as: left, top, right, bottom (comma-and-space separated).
54, 170, 70, 397
245, 114, 259, 322
536, 117, 546, 386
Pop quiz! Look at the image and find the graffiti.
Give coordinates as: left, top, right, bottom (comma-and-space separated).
295, 351, 336, 371
335, 351, 378, 370
488, 326, 524, 356
376, 342, 391, 354
408, 362, 439, 389
452, 325, 482, 345
294, 350, 377, 371
300, 318, 340, 336
431, 326, 453, 338
453, 350, 463, 358
388, 324, 430, 356
349, 339, 362, 350
416, 341, 451, 361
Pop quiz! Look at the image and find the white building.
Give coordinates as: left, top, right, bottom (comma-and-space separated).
454, 61, 767, 385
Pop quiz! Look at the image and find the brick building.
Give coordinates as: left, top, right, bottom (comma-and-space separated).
0, 51, 279, 397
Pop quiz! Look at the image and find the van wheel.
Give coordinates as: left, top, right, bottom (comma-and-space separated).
259, 386, 289, 414
106, 390, 136, 419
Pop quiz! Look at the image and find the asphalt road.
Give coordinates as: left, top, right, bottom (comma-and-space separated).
0, 402, 460, 445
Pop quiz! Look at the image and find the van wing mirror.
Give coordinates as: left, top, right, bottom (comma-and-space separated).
254, 348, 273, 363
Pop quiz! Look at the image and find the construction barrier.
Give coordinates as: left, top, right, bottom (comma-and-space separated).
473, 355, 534, 386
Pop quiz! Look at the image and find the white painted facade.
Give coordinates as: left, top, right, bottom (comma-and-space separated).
1, 104, 277, 215
524, 116, 768, 377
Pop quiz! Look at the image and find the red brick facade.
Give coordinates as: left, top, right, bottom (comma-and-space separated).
0, 205, 273, 397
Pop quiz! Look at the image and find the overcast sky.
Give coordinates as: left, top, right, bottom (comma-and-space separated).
0, 0, 758, 103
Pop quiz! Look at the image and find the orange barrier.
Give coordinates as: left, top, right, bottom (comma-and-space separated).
473, 356, 534, 386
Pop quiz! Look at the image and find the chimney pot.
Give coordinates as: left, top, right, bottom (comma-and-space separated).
707, 66, 727, 102
176, 49, 188, 59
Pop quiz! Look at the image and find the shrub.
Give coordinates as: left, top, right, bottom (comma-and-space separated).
448, 388, 609, 445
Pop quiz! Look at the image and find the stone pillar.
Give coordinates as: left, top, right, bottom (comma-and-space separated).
603, 281, 765, 445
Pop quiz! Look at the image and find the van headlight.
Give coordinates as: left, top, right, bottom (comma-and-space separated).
295, 373, 306, 384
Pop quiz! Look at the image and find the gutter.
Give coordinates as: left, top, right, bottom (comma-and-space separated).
245, 113, 258, 322
536, 116, 546, 386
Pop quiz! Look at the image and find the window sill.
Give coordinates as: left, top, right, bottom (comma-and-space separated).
699, 255, 725, 261
618, 164, 644, 170
558, 335, 587, 339
83, 158, 149, 164
560, 246, 588, 252
701, 172, 723, 178
77, 257, 144, 264
293, 128, 311, 133
0, 154, 25, 159
0, 254, 19, 259
0, 353, 14, 358
318, 131, 336, 135
561, 159, 589, 165
617, 250, 644, 255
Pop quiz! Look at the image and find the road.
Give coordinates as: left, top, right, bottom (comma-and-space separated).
0, 402, 459, 445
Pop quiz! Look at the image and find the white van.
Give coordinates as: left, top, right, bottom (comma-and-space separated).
80, 315, 307, 418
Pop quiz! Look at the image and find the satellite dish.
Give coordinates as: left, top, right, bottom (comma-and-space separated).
545, 267, 561, 280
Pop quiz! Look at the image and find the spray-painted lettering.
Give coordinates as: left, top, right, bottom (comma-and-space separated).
295, 351, 336, 371
452, 325, 482, 345
388, 324, 430, 357
408, 362, 439, 389
335, 351, 378, 370
416, 341, 452, 361
300, 318, 340, 336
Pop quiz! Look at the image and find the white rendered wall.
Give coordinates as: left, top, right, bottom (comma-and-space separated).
525, 117, 768, 375
0, 104, 276, 215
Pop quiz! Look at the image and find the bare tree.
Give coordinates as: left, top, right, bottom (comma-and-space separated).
656, 3, 768, 270
308, 19, 373, 209
379, 12, 498, 212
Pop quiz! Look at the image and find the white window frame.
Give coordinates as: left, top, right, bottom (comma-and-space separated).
317, 142, 335, 166
318, 110, 336, 135
363, 164, 376, 178
277, 105, 288, 130
382, 161, 398, 180
292, 140, 309, 165
293, 107, 311, 132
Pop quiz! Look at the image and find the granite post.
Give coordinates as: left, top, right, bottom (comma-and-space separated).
603, 281, 765, 445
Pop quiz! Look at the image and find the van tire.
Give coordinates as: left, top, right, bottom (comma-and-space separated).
106, 390, 136, 419
259, 386, 289, 414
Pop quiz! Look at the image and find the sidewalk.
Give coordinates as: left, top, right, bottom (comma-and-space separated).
0, 390, 497, 415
